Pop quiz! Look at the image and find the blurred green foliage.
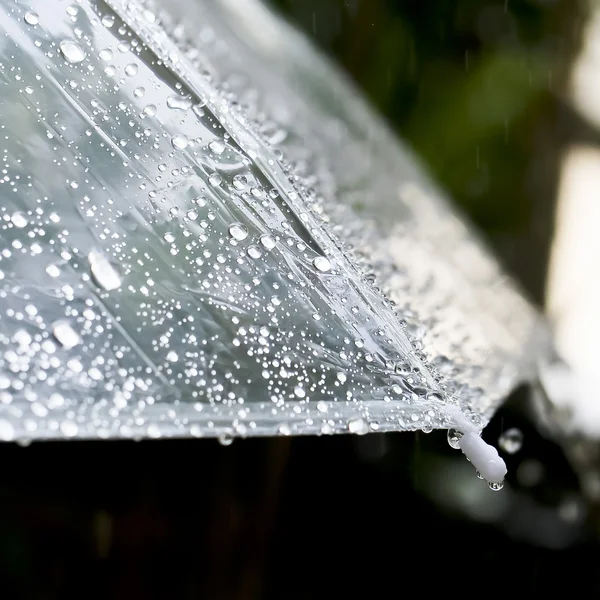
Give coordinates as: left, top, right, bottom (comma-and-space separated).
269, 0, 580, 299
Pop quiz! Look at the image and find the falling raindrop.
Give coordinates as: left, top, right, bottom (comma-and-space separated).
59, 39, 87, 63
499, 427, 523, 454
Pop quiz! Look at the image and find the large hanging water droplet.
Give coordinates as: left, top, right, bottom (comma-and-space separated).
218, 433, 233, 446
228, 222, 248, 241
0, 419, 15, 442
59, 40, 87, 63
60, 420, 79, 438
89, 250, 123, 291
349, 418, 369, 435
447, 428, 463, 449
498, 427, 523, 454
488, 481, 504, 492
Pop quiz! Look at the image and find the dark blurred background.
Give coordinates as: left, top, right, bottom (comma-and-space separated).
271, 0, 585, 305
2, 0, 597, 598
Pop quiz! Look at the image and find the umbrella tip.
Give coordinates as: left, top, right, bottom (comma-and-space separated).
458, 431, 507, 486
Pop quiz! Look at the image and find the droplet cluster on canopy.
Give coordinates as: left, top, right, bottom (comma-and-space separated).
0, 0, 546, 442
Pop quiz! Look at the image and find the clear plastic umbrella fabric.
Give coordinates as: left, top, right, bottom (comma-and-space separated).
0, 0, 547, 442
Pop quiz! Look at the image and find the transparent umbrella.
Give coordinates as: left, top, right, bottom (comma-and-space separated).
0, 0, 547, 479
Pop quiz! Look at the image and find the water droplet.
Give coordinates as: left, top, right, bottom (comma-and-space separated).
247, 245, 262, 259
89, 250, 122, 291
499, 427, 523, 454
447, 428, 463, 449
143, 104, 156, 117
0, 419, 15, 441
349, 418, 369, 435
99, 48, 113, 61
10, 212, 28, 228
488, 481, 504, 492
167, 95, 192, 110
52, 321, 81, 349
233, 175, 248, 190
60, 420, 79, 437
209, 140, 225, 154
218, 433, 233, 446
124, 63, 138, 77
293, 386, 305, 398
101, 14, 115, 27
59, 40, 86, 63
24, 11, 39, 25
313, 256, 331, 272
278, 423, 291, 436
228, 222, 248, 241
259, 234, 276, 250
208, 173, 222, 186
171, 134, 189, 150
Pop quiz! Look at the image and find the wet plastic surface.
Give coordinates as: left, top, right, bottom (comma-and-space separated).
0, 0, 546, 441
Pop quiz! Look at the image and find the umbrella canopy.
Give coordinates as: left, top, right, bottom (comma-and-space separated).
0, 0, 547, 444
